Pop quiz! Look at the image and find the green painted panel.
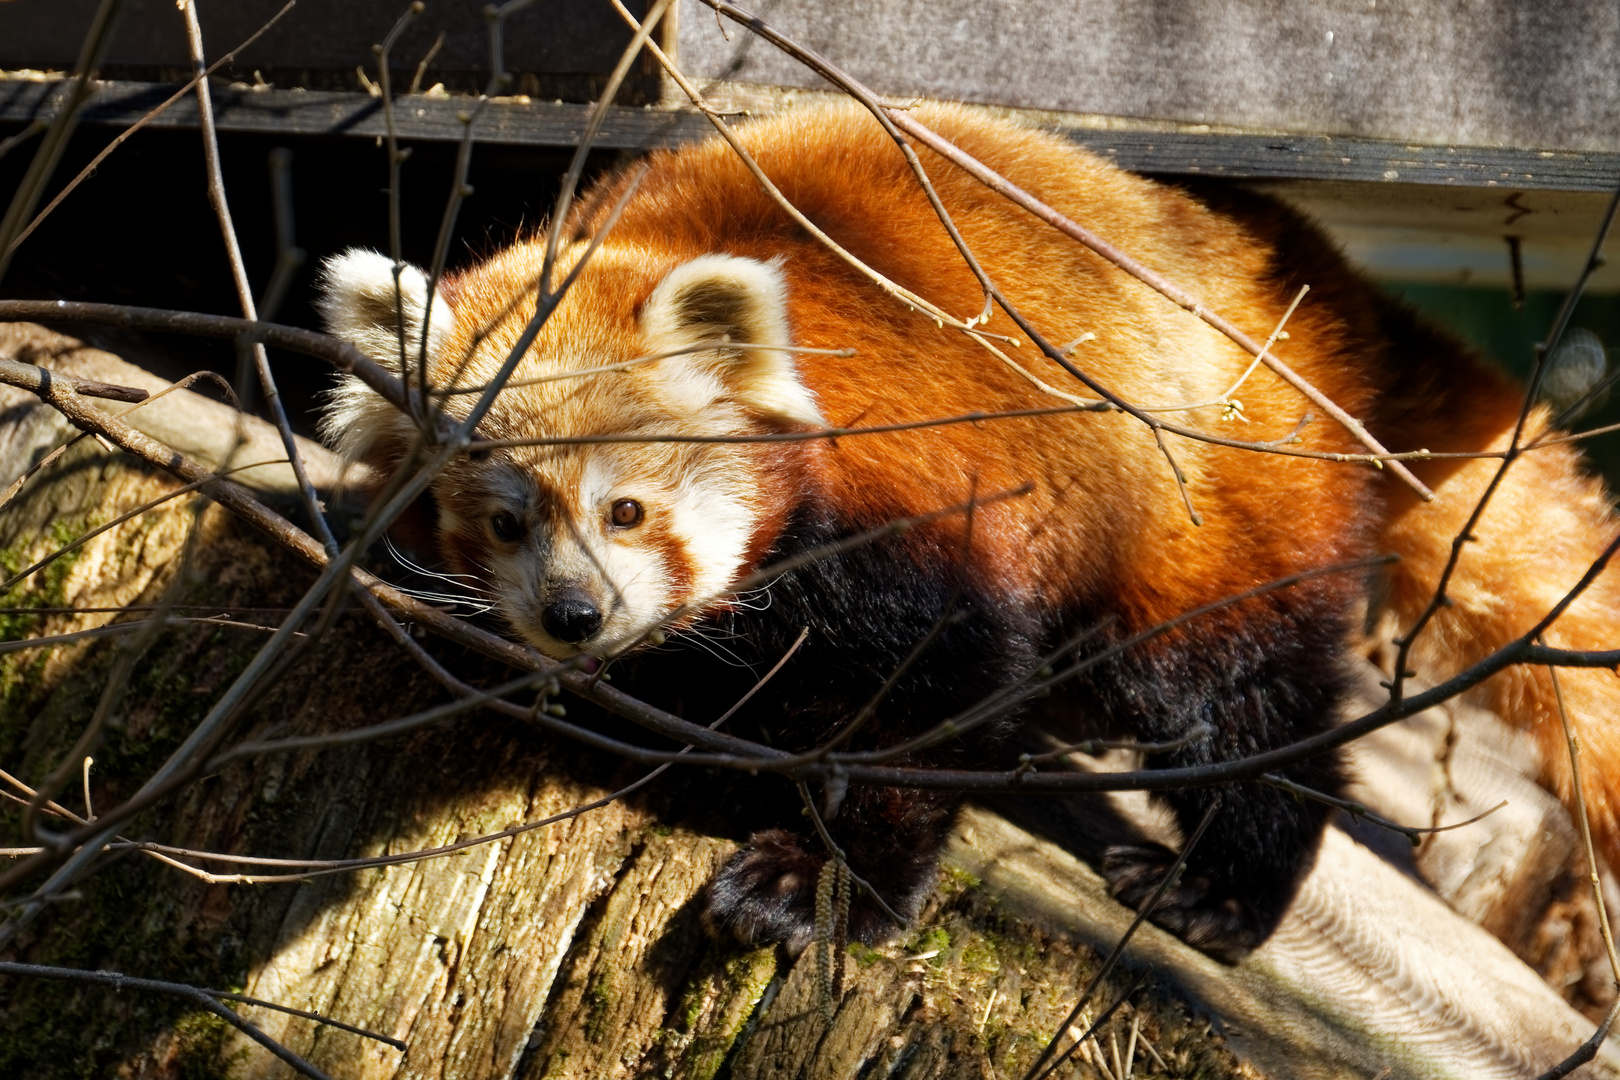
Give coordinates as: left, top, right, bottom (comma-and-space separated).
1386, 282, 1620, 486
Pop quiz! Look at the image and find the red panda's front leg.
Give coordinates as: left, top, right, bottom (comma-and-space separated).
696, 512, 1040, 952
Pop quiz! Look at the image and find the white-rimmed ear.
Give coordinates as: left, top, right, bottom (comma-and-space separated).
640, 254, 825, 428
315, 248, 455, 459
316, 248, 453, 370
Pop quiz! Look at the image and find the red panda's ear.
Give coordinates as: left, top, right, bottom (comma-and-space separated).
315, 248, 455, 459
640, 255, 825, 429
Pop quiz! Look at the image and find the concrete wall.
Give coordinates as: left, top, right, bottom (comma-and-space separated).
676, 0, 1620, 152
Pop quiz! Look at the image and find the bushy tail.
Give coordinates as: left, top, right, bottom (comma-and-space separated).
1372, 304, 1620, 872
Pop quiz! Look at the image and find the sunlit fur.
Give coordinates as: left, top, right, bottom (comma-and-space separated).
320, 102, 1620, 954
315, 249, 455, 461
320, 242, 820, 657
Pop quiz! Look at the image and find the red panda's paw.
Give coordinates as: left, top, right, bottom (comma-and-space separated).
1102, 844, 1267, 965
703, 829, 826, 954
702, 829, 907, 955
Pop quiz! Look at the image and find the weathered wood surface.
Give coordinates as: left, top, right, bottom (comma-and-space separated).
0, 328, 1615, 1078
8, 74, 1620, 196
12, 0, 1620, 155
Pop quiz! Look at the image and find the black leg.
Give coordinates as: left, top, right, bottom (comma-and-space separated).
1079, 589, 1356, 961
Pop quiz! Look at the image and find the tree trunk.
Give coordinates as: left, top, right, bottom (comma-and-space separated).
0, 325, 1613, 1080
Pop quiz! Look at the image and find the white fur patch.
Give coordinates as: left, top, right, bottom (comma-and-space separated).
492, 443, 760, 658
640, 255, 824, 429
668, 464, 754, 603
315, 248, 456, 459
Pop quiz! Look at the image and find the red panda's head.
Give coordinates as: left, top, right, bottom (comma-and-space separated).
316, 243, 824, 659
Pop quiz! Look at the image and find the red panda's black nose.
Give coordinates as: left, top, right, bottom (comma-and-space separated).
542, 590, 602, 643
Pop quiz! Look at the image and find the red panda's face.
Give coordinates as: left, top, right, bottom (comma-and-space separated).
318, 244, 825, 659
431, 430, 762, 658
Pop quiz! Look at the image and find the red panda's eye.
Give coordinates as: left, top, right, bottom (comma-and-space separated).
610, 499, 644, 528
491, 510, 525, 543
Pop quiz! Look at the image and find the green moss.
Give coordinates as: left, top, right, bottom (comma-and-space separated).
845, 941, 883, 967
0, 515, 95, 747
958, 932, 1000, 974
539, 1047, 571, 1078
939, 864, 982, 892
904, 925, 950, 963
679, 947, 776, 1080
584, 977, 614, 1043
677, 976, 707, 1032
172, 1009, 248, 1080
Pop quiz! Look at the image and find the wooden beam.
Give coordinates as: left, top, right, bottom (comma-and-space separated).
6, 77, 1620, 192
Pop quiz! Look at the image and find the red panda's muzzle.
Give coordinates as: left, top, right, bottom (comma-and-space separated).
541, 587, 604, 644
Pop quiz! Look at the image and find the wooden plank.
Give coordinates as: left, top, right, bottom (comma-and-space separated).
0, 77, 713, 151
7, 76, 1620, 193
0, 0, 658, 100
1060, 127, 1620, 191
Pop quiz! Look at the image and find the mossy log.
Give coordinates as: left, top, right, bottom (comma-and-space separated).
0, 325, 1613, 1079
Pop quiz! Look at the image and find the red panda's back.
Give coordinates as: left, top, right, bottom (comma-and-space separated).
568, 103, 1385, 623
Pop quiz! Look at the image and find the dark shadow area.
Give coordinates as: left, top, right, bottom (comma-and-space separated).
0, 120, 618, 438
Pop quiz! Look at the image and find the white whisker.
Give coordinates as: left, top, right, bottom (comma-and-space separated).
667, 622, 757, 669
385, 536, 492, 593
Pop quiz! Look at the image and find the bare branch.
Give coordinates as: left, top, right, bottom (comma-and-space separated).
181, 0, 336, 557
0, 300, 429, 435
0, 962, 351, 1078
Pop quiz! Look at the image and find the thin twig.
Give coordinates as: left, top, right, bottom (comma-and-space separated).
181, 0, 337, 558
884, 107, 1429, 500
0, 962, 352, 1077
434, 338, 856, 396
1544, 651, 1620, 984
1013, 723, 1216, 775
795, 781, 910, 931
1024, 803, 1217, 1080
0, 617, 297, 656
1261, 773, 1508, 846
373, 2, 424, 411
0, 357, 147, 404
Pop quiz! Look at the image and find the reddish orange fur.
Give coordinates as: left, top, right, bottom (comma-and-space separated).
351, 102, 1620, 925
575, 106, 1620, 872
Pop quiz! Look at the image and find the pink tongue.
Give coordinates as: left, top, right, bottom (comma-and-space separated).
577, 655, 601, 675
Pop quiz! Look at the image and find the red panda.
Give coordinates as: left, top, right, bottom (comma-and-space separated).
317, 102, 1620, 961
